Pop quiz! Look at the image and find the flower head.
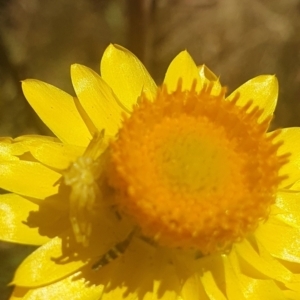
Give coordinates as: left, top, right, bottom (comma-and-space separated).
1, 44, 300, 299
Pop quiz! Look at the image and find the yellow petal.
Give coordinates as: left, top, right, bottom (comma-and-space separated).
200, 270, 227, 300
163, 50, 201, 93
271, 128, 300, 187
255, 217, 300, 263
96, 261, 138, 300
23, 272, 104, 300
22, 80, 91, 147
283, 290, 300, 300
109, 238, 154, 291
0, 138, 26, 161
71, 64, 125, 136
0, 161, 60, 199
238, 275, 286, 299
12, 213, 133, 288
221, 255, 246, 299
15, 136, 85, 170
152, 268, 180, 300
227, 249, 287, 299
274, 190, 300, 228
0, 194, 49, 245
256, 238, 300, 286
193, 254, 227, 299
227, 75, 278, 122
0, 136, 58, 162
285, 280, 300, 294
181, 274, 209, 300
11, 235, 88, 288
290, 180, 300, 191
198, 65, 218, 81
100, 286, 136, 300
101, 44, 157, 111
198, 65, 222, 95
234, 239, 292, 282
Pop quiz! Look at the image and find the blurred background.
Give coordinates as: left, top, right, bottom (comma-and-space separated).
0, 0, 300, 299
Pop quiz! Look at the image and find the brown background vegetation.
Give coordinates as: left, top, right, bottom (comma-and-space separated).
0, 0, 300, 299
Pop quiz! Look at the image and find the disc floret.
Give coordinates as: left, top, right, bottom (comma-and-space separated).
108, 83, 288, 254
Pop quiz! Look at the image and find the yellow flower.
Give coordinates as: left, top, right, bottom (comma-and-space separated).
1, 44, 300, 300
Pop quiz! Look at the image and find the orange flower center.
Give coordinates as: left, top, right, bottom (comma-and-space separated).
108, 83, 287, 254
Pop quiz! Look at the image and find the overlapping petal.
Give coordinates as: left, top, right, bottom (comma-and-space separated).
221, 256, 245, 299
198, 64, 222, 95
0, 138, 27, 162
163, 52, 222, 96
239, 276, 286, 299
200, 270, 227, 299
234, 239, 293, 282
163, 51, 202, 93
227, 250, 287, 299
12, 136, 85, 170
255, 217, 300, 263
0, 160, 60, 199
22, 80, 91, 147
71, 64, 125, 136
101, 44, 157, 111
181, 274, 208, 299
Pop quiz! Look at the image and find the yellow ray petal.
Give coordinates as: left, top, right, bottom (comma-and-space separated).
0, 139, 26, 161
227, 75, 278, 122
200, 270, 227, 300
100, 44, 157, 111
150, 266, 180, 300
275, 190, 300, 212
256, 238, 300, 285
221, 255, 246, 300
23, 272, 104, 300
181, 274, 209, 300
71, 64, 125, 136
290, 180, 300, 191
234, 239, 292, 282
0, 136, 61, 163
223, 266, 245, 299
240, 276, 286, 299
255, 217, 300, 263
198, 65, 222, 95
100, 287, 136, 300
0, 194, 49, 245
15, 136, 85, 170
0, 161, 60, 199
198, 65, 218, 82
270, 127, 300, 188
229, 250, 287, 299
163, 50, 201, 93
274, 190, 300, 228
12, 213, 133, 288
283, 290, 300, 300
11, 235, 88, 288
22, 80, 91, 147
103, 239, 155, 298
285, 281, 300, 294
128, 245, 180, 300
73, 97, 98, 135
